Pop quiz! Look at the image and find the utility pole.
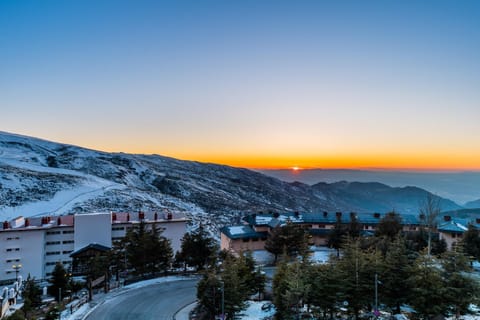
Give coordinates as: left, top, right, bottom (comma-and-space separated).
374, 273, 378, 312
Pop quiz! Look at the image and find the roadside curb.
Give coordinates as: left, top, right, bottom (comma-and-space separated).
173, 301, 197, 320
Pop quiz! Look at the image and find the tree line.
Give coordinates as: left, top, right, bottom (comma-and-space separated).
271, 212, 480, 320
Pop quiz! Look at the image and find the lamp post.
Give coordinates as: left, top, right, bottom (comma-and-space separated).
12, 264, 22, 281
220, 281, 225, 320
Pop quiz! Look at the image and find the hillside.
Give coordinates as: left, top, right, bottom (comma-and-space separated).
0, 131, 463, 232
465, 199, 480, 209
311, 181, 462, 215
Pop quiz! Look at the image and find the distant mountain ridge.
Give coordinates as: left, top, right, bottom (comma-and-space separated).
260, 168, 480, 205
0, 131, 465, 233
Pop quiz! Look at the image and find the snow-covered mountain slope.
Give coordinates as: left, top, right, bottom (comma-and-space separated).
0, 131, 463, 232
0, 131, 337, 231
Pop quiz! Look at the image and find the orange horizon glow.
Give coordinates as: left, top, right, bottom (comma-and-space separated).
150, 152, 480, 172
22, 132, 480, 173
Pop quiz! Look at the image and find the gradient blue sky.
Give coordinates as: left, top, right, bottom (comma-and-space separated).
1, 1, 479, 169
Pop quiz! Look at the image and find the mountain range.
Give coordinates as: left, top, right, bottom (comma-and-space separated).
0, 131, 472, 235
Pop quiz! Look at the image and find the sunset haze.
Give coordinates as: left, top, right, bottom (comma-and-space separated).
1, 1, 479, 170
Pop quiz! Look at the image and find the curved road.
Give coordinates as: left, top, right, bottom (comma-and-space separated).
85, 279, 198, 320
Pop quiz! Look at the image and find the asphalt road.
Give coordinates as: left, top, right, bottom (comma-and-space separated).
85, 278, 198, 320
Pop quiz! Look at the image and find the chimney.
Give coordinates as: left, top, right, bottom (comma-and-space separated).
323, 211, 328, 217
3, 221, 9, 229
154, 212, 158, 220
374, 213, 380, 218
57, 217, 61, 225
476, 218, 480, 224
138, 211, 145, 220
420, 214, 426, 220
294, 211, 300, 218
350, 212, 356, 219
112, 213, 117, 221
444, 215, 451, 222
336, 212, 342, 218
126, 213, 130, 222
167, 212, 173, 220
25, 219, 30, 227
252, 213, 257, 222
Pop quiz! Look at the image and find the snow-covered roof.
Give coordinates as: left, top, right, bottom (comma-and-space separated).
438, 220, 469, 233
220, 225, 268, 240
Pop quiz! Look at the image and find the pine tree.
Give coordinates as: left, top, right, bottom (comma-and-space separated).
178, 224, 218, 271
461, 224, 480, 261
21, 274, 42, 318
306, 261, 343, 319
441, 249, 480, 318
407, 253, 449, 319
380, 236, 411, 314
375, 211, 403, 240
48, 262, 69, 302
265, 223, 309, 263
124, 221, 173, 275
327, 216, 346, 257
337, 239, 379, 319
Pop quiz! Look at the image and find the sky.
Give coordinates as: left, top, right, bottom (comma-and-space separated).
1, 0, 480, 170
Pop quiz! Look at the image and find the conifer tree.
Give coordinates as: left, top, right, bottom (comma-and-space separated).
22, 274, 42, 318
380, 236, 411, 314
178, 224, 218, 271
48, 262, 68, 302
407, 253, 449, 319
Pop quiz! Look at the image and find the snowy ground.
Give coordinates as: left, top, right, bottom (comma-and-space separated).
237, 301, 275, 320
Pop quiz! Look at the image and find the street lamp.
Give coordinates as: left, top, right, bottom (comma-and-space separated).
220, 281, 225, 320
12, 264, 22, 281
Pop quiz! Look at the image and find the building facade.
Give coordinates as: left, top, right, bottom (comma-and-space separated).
221, 211, 480, 253
0, 211, 187, 283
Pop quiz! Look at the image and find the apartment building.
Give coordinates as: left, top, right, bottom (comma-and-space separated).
221, 211, 480, 253
0, 211, 188, 283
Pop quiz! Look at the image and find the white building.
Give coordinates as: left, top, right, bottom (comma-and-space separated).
0, 211, 188, 283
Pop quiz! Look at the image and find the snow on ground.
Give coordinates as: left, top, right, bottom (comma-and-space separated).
0, 183, 125, 220
237, 301, 275, 320
310, 246, 336, 263
251, 247, 336, 266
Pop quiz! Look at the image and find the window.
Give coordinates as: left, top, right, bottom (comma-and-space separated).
6, 248, 20, 252
112, 237, 124, 241
62, 230, 74, 234
46, 262, 56, 266
46, 251, 60, 256
112, 227, 124, 231
6, 237, 19, 240
46, 241, 61, 245
242, 238, 249, 242
62, 240, 74, 244
46, 231, 61, 235
62, 250, 73, 254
